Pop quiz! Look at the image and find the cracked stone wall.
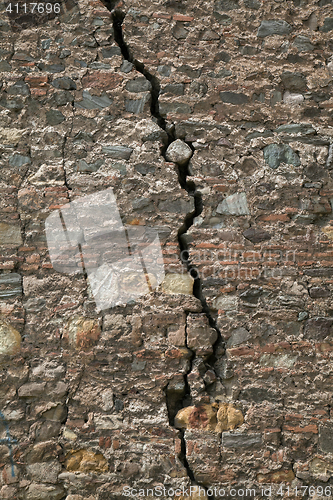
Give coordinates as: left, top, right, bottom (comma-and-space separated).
0, 0, 333, 498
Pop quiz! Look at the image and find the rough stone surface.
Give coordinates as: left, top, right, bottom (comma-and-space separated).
165, 139, 193, 165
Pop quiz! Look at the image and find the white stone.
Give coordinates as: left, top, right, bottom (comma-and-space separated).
165, 139, 193, 165
216, 192, 249, 215
283, 91, 304, 105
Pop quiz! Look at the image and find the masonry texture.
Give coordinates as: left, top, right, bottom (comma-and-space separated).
0, 0, 333, 498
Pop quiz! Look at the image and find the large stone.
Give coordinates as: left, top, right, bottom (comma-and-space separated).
242, 227, 271, 243
165, 139, 193, 165
263, 144, 301, 168
0, 273, 22, 299
0, 320, 21, 356
0, 223, 22, 246
227, 327, 251, 346
51, 76, 76, 90
216, 403, 244, 432
257, 469, 295, 483
214, 0, 239, 11
75, 90, 112, 109
102, 145, 133, 160
46, 110, 65, 125
303, 317, 333, 340
175, 404, 217, 431
293, 36, 314, 52
319, 425, 333, 453
275, 123, 315, 135
7, 81, 30, 95
125, 95, 150, 114
219, 91, 248, 104
125, 77, 152, 92
319, 17, 333, 32
8, 153, 31, 167
18, 382, 46, 397
161, 273, 194, 295
216, 192, 250, 215
65, 449, 108, 473
222, 432, 262, 448
26, 461, 61, 484
26, 483, 65, 500
64, 317, 101, 350
281, 72, 307, 91
187, 313, 218, 356
257, 20, 292, 37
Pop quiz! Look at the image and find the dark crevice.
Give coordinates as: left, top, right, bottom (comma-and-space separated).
105, 6, 221, 494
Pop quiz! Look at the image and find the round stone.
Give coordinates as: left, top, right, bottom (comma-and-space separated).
165, 139, 193, 165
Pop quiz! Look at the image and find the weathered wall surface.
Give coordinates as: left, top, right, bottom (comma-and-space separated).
0, 0, 333, 498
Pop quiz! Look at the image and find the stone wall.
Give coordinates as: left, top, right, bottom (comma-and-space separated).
0, 0, 333, 498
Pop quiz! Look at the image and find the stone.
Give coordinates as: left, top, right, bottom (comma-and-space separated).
257, 470, 295, 483
309, 287, 330, 298
7, 81, 30, 95
161, 273, 194, 295
298, 311, 309, 321
75, 90, 112, 109
175, 404, 217, 430
8, 154, 31, 167
242, 227, 271, 243
46, 110, 65, 126
216, 192, 250, 215
77, 159, 104, 173
222, 432, 262, 448
187, 313, 218, 356
172, 24, 189, 39
102, 145, 133, 160
293, 36, 314, 52
120, 60, 133, 73
65, 449, 108, 473
219, 91, 248, 104
18, 382, 46, 397
125, 95, 150, 113
26, 461, 61, 484
322, 225, 333, 240
82, 72, 122, 91
214, 0, 239, 10
137, 120, 168, 144
165, 139, 193, 165
125, 77, 152, 93
263, 144, 301, 169
162, 83, 184, 95
0, 61, 12, 71
102, 47, 121, 57
227, 327, 251, 346
0, 273, 22, 299
64, 317, 101, 350
283, 91, 304, 105
159, 102, 192, 115
257, 20, 292, 37
51, 76, 76, 90
281, 72, 307, 92
26, 483, 65, 500
0, 223, 23, 245
0, 320, 21, 356
275, 123, 315, 135
319, 18, 333, 32
240, 387, 279, 402
214, 295, 237, 311
303, 317, 333, 340
216, 404, 244, 432
244, 0, 261, 7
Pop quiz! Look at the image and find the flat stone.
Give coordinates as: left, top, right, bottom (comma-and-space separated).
162, 83, 184, 95
303, 268, 333, 277
75, 90, 112, 109
303, 317, 333, 340
26, 461, 61, 484
281, 71, 307, 91
319, 17, 333, 32
263, 143, 301, 169
162, 273, 194, 295
283, 91, 304, 105
0, 320, 21, 356
102, 46, 121, 57
239, 288, 263, 304
64, 317, 101, 350
219, 91, 248, 104
0, 223, 23, 245
243, 227, 271, 243
319, 424, 333, 453
214, 0, 239, 11
0, 61, 12, 71
77, 159, 104, 173
275, 123, 315, 135
0, 273, 22, 298
18, 382, 46, 397
159, 101, 192, 115
216, 192, 250, 215
244, 0, 261, 8
7, 81, 30, 95
51, 76, 76, 90
26, 483, 65, 500
240, 387, 279, 402
102, 145, 133, 160
165, 139, 193, 165
222, 432, 262, 448
65, 449, 108, 472
120, 60, 133, 73
293, 35, 314, 52
257, 20, 292, 37
46, 110, 65, 126
227, 327, 251, 346
125, 77, 152, 93
125, 95, 150, 113
8, 153, 31, 167
309, 287, 330, 298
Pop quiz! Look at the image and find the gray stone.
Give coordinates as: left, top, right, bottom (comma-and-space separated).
0, 223, 22, 246
132, 197, 152, 210
0, 61, 12, 71
141, 122, 168, 144
102, 46, 121, 57
158, 198, 194, 214
88, 62, 111, 70
173, 24, 189, 39
222, 432, 262, 448
214, 0, 239, 11
165, 139, 193, 165
304, 317, 333, 340
217, 192, 250, 215
43, 64, 65, 73
26, 483, 65, 500
243, 227, 271, 243
59, 49, 71, 59
0, 273, 22, 299
293, 35, 314, 52
213, 13, 233, 24
303, 268, 333, 277
0, 98, 23, 111
7, 81, 30, 96
257, 20, 292, 37
292, 214, 316, 224
319, 18, 333, 32
159, 102, 192, 115
18, 382, 46, 397
157, 65, 171, 76
298, 311, 309, 321
46, 110, 65, 126
227, 327, 251, 346
41, 39, 51, 50
9, 154, 31, 167
319, 424, 333, 453
77, 159, 104, 173
125, 95, 150, 114
281, 72, 307, 92
26, 461, 61, 484
240, 387, 279, 402
48, 91, 73, 107
162, 83, 184, 95
126, 77, 152, 93
263, 144, 301, 169
75, 90, 112, 110
134, 163, 155, 175
120, 60, 134, 73
239, 288, 262, 304
244, 0, 261, 8
73, 131, 94, 144
309, 287, 330, 298
52, 77, 77, 90
275, 123, 315, 135
220, 91, 248, 104
102, 145, 133, 160
270, 90, 282, 106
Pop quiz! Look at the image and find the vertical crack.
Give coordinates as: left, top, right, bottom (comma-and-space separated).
101, 5, 223, 494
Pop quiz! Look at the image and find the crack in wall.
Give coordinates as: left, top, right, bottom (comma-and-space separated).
100, 4, 224, 494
